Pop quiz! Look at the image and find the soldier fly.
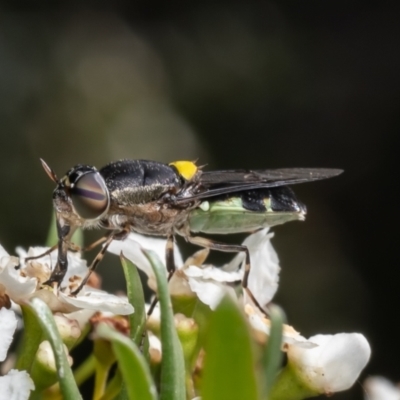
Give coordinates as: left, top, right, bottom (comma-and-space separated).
32, 159, 342, 311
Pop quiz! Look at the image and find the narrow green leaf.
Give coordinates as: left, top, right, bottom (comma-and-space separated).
201, 296, 258, 400
120, 253, 146, 345
97, 323, 157, 400
15, 304, 43, 372
115, 254, 148, 400
143, 249, 186, 400
261, 305, 285, 399
30, 298, 82, 400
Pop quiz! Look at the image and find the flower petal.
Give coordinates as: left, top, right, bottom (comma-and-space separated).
288, 333, 371, 394
0, 262, 37, 303
184, 265, 242, 282
0, 244, 9, 259
108, 232, 183, 278
225, 229, 280, 306
364, 376, 400, 400
187, 277, 235, 310
59, 288, 134, 315
0, 369, 35, 400
64, 308, 98, 330
0, 308, 18, 362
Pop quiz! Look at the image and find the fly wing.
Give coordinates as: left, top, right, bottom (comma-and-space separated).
201, 168, 343, 186
175, 168, 343, 203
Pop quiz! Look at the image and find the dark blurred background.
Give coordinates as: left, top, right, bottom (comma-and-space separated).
1, 2, 399, 399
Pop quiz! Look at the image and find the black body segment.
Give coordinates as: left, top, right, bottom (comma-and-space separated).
215, 186, 305, 213
100, 160, 182, 205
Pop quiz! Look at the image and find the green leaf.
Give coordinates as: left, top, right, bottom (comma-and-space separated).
143, 249, 186, 400
15, 304, 43, 372
261, 305, 285, 399
120, 253, 146, 345
97, 323, 157, 400
29, 298, 82, 400
115, 254, 149, 400
201, 296, 258, 400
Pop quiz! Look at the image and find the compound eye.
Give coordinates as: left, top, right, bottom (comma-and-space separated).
70, 172, 109, 220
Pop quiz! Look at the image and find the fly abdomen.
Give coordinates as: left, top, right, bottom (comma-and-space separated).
187, 187, 306, 234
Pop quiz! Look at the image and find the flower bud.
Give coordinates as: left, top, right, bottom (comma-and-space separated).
31, 340, 72, 390
53, 313, 82, 348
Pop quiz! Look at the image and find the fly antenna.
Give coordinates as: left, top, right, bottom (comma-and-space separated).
40, 158, 59, 184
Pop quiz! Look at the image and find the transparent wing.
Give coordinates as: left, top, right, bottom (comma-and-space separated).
175, 168, 343, 203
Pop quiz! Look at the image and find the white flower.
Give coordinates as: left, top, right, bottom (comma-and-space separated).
364, 376, 400, 400
108, 229, 279, 311
0, 308, 35, 400
0, 245, 133, 316
287, 333, 371, 394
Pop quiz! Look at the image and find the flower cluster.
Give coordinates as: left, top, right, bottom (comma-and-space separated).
0, 244, 133, 316
0, 227, 371, 399
0, 243, 133, 398
109, 229, 371, 397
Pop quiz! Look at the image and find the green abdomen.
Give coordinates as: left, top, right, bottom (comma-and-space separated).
188, 194, 305, 234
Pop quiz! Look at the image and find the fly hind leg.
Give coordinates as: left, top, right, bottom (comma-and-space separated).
187, 235, 268, 316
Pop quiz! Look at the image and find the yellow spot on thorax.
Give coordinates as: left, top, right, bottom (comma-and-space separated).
169, 161, 198, 180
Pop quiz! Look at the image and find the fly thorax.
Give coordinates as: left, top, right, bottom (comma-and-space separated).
106, 214, 129, 230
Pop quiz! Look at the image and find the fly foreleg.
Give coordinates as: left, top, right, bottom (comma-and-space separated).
70, 228, 130, 295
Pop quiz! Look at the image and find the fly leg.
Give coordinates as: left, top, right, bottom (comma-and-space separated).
22, 236, 106, 265
16, 244, 58, 273
71, 228, 130, 295
147, 234, 174, 316
187, 235, 268, 316
165, 234, 175, 280
24, 236, 108, 285
81, 236, 109, 252
60, 236, 109, 253
23, 244, 58, 263
44, 222, 74, 287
